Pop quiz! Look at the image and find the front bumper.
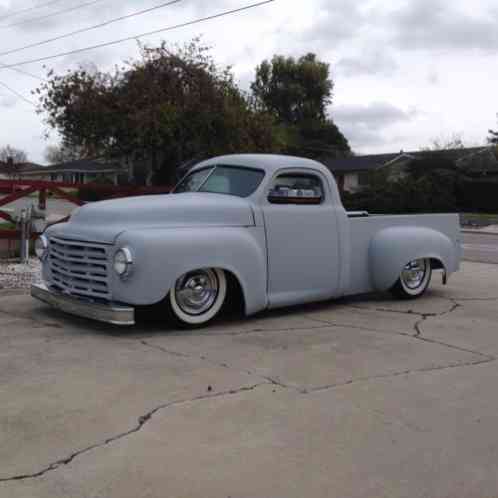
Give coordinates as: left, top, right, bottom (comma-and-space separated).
31, 283, 135, 326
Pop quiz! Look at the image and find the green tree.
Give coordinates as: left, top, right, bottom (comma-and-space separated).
251, 53, 350, 159
37, 40, 279, 185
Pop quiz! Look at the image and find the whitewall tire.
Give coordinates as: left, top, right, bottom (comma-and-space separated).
169, 268, 227, 326
390, 258, 432, 300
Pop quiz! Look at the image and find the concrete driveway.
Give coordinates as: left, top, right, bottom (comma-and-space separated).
1, 261, 498, 498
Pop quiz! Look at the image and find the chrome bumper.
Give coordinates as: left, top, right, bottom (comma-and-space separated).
31, 283, 135, 326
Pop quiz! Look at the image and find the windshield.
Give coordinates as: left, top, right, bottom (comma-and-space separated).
174, 166, 265, 198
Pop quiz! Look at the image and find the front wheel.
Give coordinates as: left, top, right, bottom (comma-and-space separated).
390, 258, 432, 300
169, 268, 227, 327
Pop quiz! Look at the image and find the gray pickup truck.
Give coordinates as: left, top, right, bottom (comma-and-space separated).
32, 154, 461, 326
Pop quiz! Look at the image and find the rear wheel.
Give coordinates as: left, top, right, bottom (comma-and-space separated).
390, 258, 432, 299
169, 268, 227, 327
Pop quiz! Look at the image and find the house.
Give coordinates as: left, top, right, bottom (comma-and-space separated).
0, 160, 45, 180
323, 147, 498, 193
19, 159, 125, 185
321, 153, 408, 193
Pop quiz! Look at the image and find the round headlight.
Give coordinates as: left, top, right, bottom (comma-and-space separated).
113, 248, 133, 278
35, 235, 48, 260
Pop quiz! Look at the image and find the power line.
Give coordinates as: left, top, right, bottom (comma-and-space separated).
0, 0, 183, 57
0, 0, 65, 22
0, 80, 36, 106
0, 0, 277, 69
0, 0, 108, 29
0, 61, 45, 81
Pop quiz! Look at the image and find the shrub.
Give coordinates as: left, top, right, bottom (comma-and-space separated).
342, 172, 458, 214
457, 179, 498, 213
78, 176, 115, 202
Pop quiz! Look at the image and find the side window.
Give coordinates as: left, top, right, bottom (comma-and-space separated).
268, 174, 324, 205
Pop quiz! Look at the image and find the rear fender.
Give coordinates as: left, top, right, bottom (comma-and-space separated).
369, 226, 458, 291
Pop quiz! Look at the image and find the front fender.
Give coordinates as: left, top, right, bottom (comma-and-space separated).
369, 226, 458, 291
111, 226, 268, 315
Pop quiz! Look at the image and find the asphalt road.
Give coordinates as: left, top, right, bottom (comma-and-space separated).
463, 231, 498, 264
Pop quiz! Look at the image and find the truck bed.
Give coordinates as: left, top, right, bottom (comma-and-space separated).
346, 213, 460, 295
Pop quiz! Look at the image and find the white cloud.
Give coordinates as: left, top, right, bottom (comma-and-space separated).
0, 93, 16, 108
332, 102, 419, 151
336, 50, 398, 77
333, 102, 418, 127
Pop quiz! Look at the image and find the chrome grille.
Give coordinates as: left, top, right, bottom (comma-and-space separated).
48, 237, 111, 300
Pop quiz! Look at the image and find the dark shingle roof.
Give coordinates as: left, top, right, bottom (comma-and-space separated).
322, 147, 491, 173
321, 153, 403, 172
0, 161, 45, 173
21, 159, 123, 174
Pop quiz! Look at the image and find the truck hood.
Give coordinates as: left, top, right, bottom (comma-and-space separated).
46, 193, 255, 244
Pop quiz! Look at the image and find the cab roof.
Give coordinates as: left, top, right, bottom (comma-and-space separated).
192, 154, 332, 177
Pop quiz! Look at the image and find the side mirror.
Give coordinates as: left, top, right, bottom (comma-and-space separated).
268, 188, 322, 205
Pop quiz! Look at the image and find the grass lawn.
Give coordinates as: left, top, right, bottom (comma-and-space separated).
461, 213, 498, 227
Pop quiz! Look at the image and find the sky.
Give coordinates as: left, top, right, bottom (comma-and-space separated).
0, 0, 496, 164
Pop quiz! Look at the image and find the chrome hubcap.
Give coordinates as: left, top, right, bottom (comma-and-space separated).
401, 259, 428, 289
175, 269, 219, 316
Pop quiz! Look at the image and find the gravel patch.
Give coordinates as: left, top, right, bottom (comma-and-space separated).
0, 259, 42, 290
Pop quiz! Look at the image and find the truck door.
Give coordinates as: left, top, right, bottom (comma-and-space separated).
261, 170, 341, 308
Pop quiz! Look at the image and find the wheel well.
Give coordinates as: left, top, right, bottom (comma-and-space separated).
223, 269, 246, 316
430, 258, 445, 271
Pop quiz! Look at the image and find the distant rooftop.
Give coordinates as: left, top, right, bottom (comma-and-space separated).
0, 161, 45, 174
21, 158, 124, 175
322, 147, 491, 173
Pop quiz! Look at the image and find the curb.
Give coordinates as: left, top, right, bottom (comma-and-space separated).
461, 229, 498, 236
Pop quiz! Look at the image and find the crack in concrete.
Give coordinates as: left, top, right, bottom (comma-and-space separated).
453, 297, 498, 302
138, 323, 330, 339
214, 323, 330, 336
306, 315, 416, 337
308, 298, 494, 361
346, 303, 431, 317
307, 298, 459, 337
413, 316, 427, 337
140, 340, 298, 392
414, 335, 496, 360
347, 297, 461, 322
304, 356, 496, 394
0, 382, 267, 483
